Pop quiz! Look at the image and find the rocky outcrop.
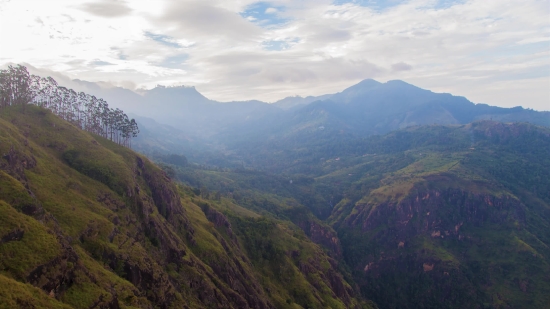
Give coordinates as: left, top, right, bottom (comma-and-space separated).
338, 173, 539, 308
347, 181, 525, 244
200, 202, 236, 239
137, 156, 183, 220
0, 228, 24, 244
296, 219, 342, 258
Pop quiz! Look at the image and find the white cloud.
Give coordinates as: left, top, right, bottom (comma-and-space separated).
80, 0, 133, 18
0, 0, 548, 110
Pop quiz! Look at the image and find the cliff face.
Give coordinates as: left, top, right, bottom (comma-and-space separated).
336, 174, 549, 309
0, 106, 370, 309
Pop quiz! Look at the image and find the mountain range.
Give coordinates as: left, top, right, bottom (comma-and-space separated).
58, 77, 549, 167
1, 70, 550, 309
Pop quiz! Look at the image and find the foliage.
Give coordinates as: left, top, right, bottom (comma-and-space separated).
0, 104, 370, 308
0, 64, 139, 147
160, 120, 550, 309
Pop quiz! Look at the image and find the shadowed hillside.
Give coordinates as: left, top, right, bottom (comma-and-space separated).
0, 105, 374, 309
161, 121, 550, 309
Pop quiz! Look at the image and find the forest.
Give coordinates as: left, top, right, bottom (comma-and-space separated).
0, 64, 139, 147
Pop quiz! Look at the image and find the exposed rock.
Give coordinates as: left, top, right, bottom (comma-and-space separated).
423, 263, 434, 272
200, 202, 235, 239
295, 219, 343, 258
0, 228, 24, 244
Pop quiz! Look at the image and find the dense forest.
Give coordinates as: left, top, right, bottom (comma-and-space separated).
0, 64, 139, 147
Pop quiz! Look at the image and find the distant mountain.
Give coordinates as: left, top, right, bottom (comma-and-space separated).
273, 94, 333, 110
50, 76, 549, 160
311, 79, 550, 133
69, 79, 146, 114
58, 82, 282, 138
217, 79, 549, 152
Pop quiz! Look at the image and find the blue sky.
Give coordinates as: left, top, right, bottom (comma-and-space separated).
1, 0, 548, 110
144, 32, 183, 48
241, 2, 288, 26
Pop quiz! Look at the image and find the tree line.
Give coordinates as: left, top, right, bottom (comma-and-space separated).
0, 64, 139, 147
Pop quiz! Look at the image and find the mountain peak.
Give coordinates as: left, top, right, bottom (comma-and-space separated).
357, 78, 382, 86
144, 84, 210, 103
333, 78, 382, 101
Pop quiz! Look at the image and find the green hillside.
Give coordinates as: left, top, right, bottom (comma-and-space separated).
0, 105, 373, 309
164, 121, 550, 309
309, 123, 550, 308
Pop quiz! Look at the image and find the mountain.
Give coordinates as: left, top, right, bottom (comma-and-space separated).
54, 82, 283, 139
50, 76, 549, 160
273, 94, 333, 110
3, 69, 550, 309
163, 121, 550, 309
231, 79, 547, 138
210, 79, 548, 168
320, 122, 550, 308
0, 105, 373, 309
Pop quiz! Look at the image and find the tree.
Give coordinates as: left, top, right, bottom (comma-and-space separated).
0, 64, 139, 147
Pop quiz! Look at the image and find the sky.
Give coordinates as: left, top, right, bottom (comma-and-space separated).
0, 0, 549, 110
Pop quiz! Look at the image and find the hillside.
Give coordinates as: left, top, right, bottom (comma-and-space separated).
163, 121, 550, 309
321, 122, 550, 308
0, 105, 373, 309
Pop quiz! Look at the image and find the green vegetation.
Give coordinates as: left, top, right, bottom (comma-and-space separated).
2, 95, 549, 309
0, 104, 371, 308
0, 274, 71, 309
157, 120, 550, 309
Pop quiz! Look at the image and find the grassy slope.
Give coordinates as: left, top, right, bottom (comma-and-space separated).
0, 105, 370, 309
153, 120, 550, 308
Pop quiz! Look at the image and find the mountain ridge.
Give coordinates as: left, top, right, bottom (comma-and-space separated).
0, 104, 373, 309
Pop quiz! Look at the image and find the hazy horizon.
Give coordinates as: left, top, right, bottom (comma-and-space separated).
1, 0, 548, 110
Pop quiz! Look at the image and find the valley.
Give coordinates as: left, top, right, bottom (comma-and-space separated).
1, 66, 549, 309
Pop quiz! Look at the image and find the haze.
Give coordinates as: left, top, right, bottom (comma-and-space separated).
0, 0, 548, 110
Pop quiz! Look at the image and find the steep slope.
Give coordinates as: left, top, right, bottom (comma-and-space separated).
319, 122, 550, 308
183, 119, 550, 308
0, 105, 371, 309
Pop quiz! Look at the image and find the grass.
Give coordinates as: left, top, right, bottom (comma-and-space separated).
0, 274, 72, 309
0, 200, 61, 281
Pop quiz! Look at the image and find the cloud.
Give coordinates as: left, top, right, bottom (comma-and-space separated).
158, 1, 262, 40
392, 62, 413, 71
1, 0, 548, 110
156, 53, 190, 69
80, 0, 132, 17
90, 60, 114, 66
262, 38, 300, 51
